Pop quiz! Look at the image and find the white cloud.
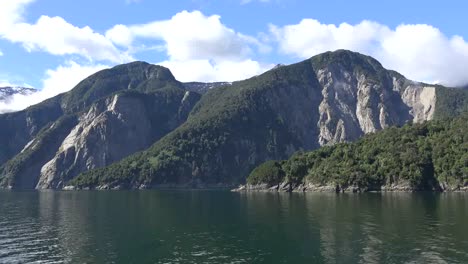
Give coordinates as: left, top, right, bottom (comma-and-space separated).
0, 0, 131, 63
0, 80, 16, 87
1, 4, 269, 83
108, 10, 259, 61
105, 24, 134, 47
0, 50, 3, 56
0, 61, 107, 112
106, 10, 270, 82
0, 8, 271, 112
270, 19, 468, 86
0, 0, 34, 30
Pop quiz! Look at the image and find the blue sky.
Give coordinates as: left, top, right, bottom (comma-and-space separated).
1, 0, 468, 111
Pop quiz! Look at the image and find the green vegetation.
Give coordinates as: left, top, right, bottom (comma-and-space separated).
247, 114, 468, 191
247, 160, 285, 186
434, 86, 468, 119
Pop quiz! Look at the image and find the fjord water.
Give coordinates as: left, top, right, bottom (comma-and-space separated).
0, 191, 467, 263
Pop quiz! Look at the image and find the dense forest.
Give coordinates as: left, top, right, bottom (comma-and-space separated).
247, 114, 468, 192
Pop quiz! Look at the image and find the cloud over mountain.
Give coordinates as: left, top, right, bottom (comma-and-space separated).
1, 0, 468, 113
270, 19, 468, 86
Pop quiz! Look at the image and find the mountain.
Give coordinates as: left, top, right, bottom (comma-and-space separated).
0, 62, 200, 189
1, 50, 467, 190
0, 87, 37, 113
244, 114, 467, 192
70, 50, 467, 190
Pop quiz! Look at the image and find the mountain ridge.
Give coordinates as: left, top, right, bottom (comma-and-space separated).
1, 50, 467, 190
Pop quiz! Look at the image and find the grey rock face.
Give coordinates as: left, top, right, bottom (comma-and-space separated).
315, 68, 436, 146
35, 90, 199, 189
37, 94, 152, 188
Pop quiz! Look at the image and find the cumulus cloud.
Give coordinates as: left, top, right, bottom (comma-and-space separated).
106, 10, 271, 81
270, 19, 468, 86
0, 0, 34, 29
0, 61, 107, 112
107, 11, 262, 61
0, 0, 131, 63
0, 50, 3, 56
0, 7, 271, 112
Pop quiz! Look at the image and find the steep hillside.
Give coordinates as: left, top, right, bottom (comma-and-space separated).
70, 50, 468, 190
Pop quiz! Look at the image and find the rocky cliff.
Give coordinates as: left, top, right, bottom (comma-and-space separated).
312, 52, 436, 145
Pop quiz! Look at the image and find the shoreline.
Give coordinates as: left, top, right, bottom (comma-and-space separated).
231, 183, 468, 193
2, 182, 467, 192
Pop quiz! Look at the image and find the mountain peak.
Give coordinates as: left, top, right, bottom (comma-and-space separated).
60, 61, 181, 112
310, 49, 385, 73
108, 61, 176, 82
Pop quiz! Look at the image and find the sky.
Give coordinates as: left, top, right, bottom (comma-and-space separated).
1, 0, 468, 112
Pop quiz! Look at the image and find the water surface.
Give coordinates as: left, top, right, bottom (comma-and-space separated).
0, 191, 467, 263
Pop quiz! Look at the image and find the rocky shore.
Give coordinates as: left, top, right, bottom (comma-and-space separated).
63, 182, 236, 191
232, 182, 468, 193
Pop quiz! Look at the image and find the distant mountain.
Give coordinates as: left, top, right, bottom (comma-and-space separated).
1, 50, 467, 190
0, 86, 36, 102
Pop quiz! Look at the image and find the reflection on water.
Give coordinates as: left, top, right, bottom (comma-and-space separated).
0, 191, 467, 263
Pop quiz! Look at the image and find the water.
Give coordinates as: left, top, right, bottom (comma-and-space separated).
0, 191, 467, 264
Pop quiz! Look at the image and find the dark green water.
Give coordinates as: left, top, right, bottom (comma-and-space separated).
0, 191, 467, 263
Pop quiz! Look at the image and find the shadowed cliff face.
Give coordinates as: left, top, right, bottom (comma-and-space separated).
0, 96, 64, 165
1, 50, 466, 190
